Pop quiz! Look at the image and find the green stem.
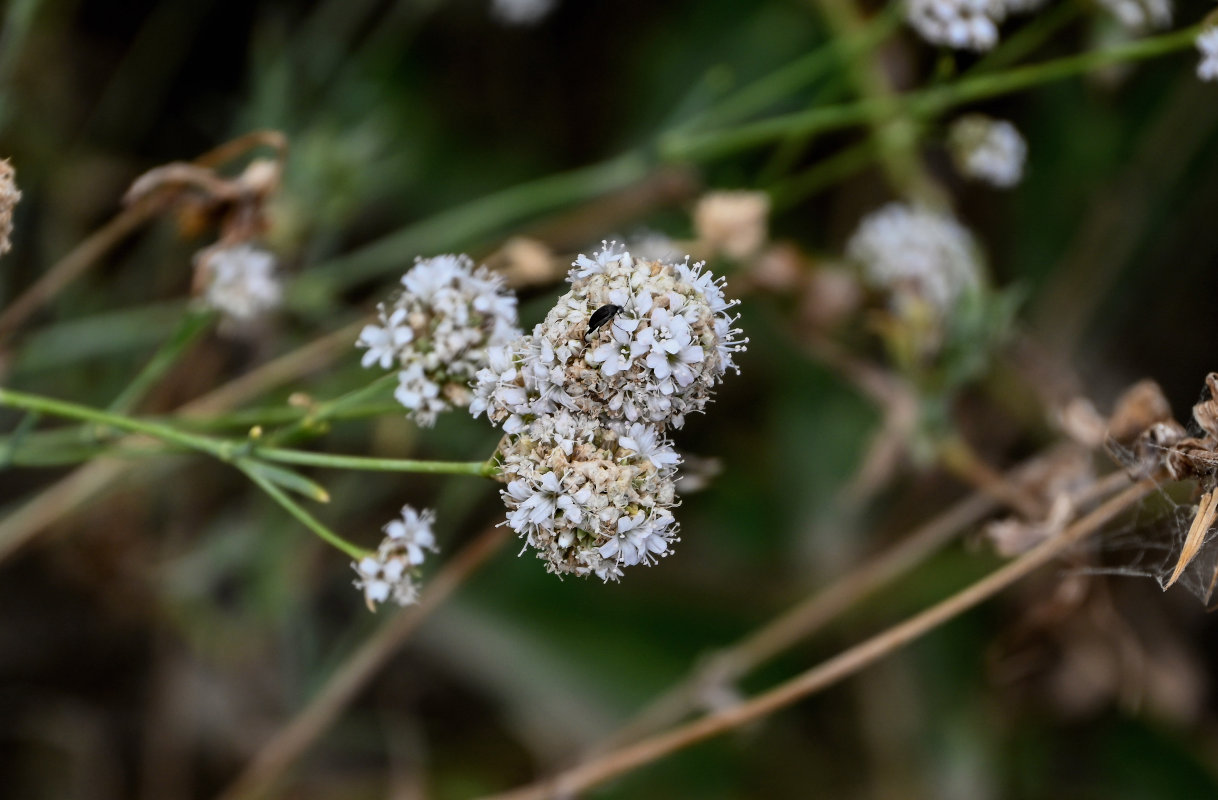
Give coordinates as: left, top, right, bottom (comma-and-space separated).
256, 447, 498, 478
965, 0, 1084, 76
239, 460, 367, 559
661, 26, 1200, 162
0, 387, 226, 457
104, 309, 216, 418
294, 152, 651, 298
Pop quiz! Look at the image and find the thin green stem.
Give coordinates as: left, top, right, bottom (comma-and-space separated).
104, 309, 216, 418
239, 461, 366, 559
256, 447, 498, 478
661, 26, 1200, 162
965, 0, 1083, 76
0, 387, 225, 457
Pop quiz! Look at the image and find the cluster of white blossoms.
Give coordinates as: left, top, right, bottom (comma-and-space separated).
948, 114, 1027, 188
906, 0, 1005, 51
472, 243, 746, 431
905, 0, 1050, 51
846, 203, 981, 316
357, 254, 521, 426
1198, 28, 1218, 82
498, 412, 681, 581
0, 158, 19, 257
472, 242, 744, 581
1097, 0, 1172, 32
352, 506, 437, 610
195, 243, 282, 321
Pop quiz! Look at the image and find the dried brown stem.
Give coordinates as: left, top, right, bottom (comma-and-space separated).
216, 525, 510, 800
0, 199, 159, 345
482, 479, 1154, 800
598, 458, 1131, 751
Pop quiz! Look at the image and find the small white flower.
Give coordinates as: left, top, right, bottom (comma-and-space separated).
618, 423, 681, 473
353, 506, 438, 610
1197, 28, 1218, 82
357, 254, 521, 427
907, 0, 1005, 52
846, 203, 982, 315
197, 244, 281, 321
949, 114, 1027, 188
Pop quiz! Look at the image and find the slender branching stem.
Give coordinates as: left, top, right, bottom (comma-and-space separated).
482, 479, 1154, 800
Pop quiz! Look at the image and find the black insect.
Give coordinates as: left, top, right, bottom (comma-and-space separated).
584, 304, 623, 341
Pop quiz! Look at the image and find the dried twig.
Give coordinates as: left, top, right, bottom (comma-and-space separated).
481, 479, 1153, 800
216, 525, 510, 800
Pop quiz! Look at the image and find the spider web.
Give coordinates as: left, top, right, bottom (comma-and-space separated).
1084, 432, 1218, 608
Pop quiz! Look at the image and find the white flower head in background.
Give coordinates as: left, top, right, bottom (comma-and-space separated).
490, 0, 557, 26
195, 243, 282, 321
0, 158, 20, 257
353, 506, 438, 610
497, 412, 680, 582
846, 203, 982, 316
948, 114, 1027, 188
1197, 28, 1218, 82
1096, 0, 1172, 32
471, 243, 746, 431
357, 254, 521, 427
906, 0, 1005, 52
693, 190, 771, 260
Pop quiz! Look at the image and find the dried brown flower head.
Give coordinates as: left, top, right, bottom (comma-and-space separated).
0, 158, 21, 257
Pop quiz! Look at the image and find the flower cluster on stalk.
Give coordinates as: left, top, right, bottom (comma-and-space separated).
195, 243, 282, 321
353, 506, 438, 610
472, 243, 745, 581
948, 114, 1027, 189
846, 202, 981, 317
358, 254, 521, 426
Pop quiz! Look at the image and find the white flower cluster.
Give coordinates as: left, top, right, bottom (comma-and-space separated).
1097, 0, 1171, 32
472, 242, 744, 581
498, 412, 680, 582
906, 0, 1051, 51
358, 254, 521, 427
948, 114, 1027, 188
472, 243, 746, 431
353, 506, 437, 610
196, 243, 282, 321
907, 0, 1005, 51
1198, 28, 1218, 82
846, 203, 981, 315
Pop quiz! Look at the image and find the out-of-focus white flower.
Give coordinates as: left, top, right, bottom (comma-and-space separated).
357, 254, 521, 427
490, 0, 557, 26
846, 203, 982, 315
0, 159, 19, 257
497, 412, 680, 581
196, 244, 281, 321
1096, 0, 1171, 32
949, 114, 1027, 188
472, 243, 745, 431
353, 506, 438, 610
693, 190, 771, 260
1197, 28, 1218, 82
907, 0, 1005, 51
